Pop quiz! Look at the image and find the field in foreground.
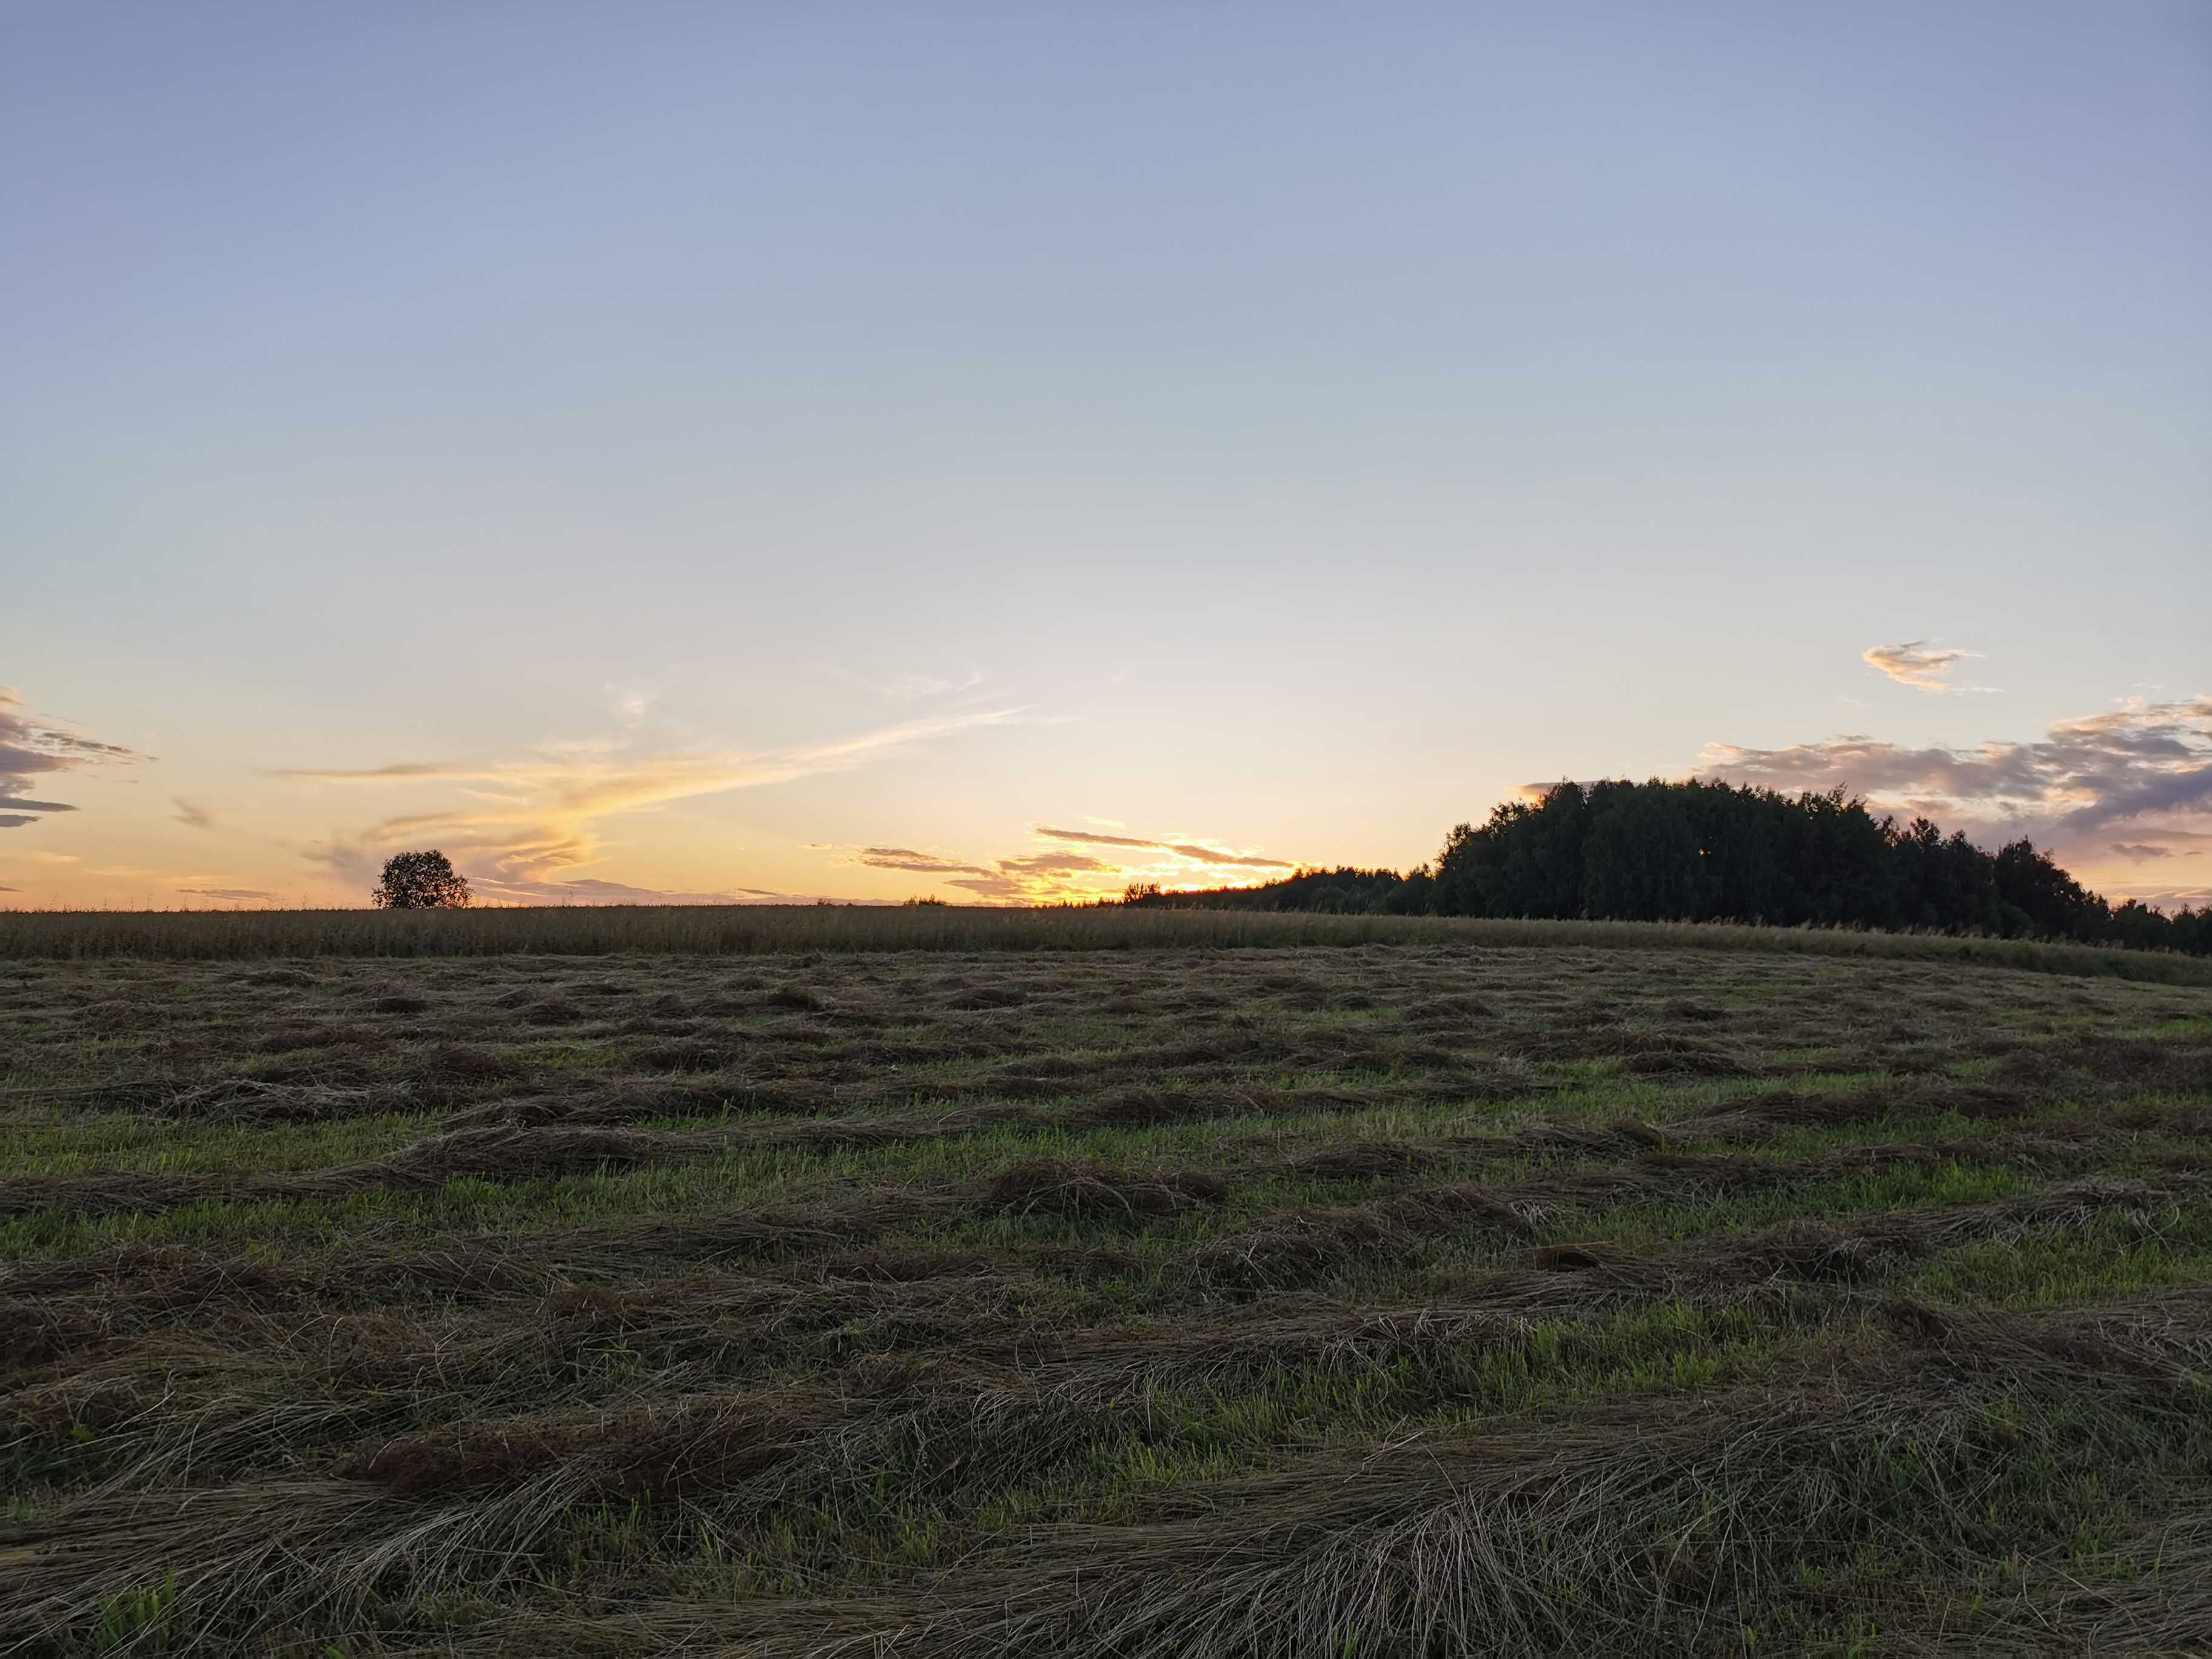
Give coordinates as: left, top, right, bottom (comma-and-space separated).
3, 943, 2211, 1655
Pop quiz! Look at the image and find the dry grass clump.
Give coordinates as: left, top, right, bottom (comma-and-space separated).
1194, 1186, 1532, 1292
1691, 1081, 2033, 1138
412, 1042, 527, 1088
1508, 1026, 1758, 1075
635, 1037, 730, 1073
130, 1077, 393, 1125
976, 1161, 1230, 1220
343, 1395, 834, 1501
1277, 1139, 1452, 1181
1994, 1033, 2212, 1094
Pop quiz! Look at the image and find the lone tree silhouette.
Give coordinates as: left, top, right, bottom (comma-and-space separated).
372, 850, 471, 910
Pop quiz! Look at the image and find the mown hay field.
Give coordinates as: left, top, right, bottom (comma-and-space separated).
4, 933, 2211, 1654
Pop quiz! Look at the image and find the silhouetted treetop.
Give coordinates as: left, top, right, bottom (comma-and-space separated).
372, 850, 472, 910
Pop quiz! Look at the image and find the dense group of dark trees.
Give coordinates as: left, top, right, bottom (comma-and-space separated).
1131, 866, 1431, 916
1125, 779, 2212, 957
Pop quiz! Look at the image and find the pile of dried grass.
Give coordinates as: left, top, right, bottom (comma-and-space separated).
976, 1161, 1230, 1221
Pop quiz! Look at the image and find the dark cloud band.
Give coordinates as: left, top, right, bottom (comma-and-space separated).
0, 689, 142, 830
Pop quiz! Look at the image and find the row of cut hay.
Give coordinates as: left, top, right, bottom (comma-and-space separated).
4, 1065, 2180, 1239
12, 1170, 2171, 1381
17, 1014, 2200, 1145
0, 1088, 2087, 1222
463, 1290, 2212, 1659
9, 1177, 2185, 1510
15, 1285, 2204, 1655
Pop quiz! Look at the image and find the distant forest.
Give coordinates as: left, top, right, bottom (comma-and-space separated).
1126, 779, 2212, 957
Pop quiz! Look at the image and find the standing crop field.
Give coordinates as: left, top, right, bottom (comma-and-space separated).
4, 937, 2211, 1654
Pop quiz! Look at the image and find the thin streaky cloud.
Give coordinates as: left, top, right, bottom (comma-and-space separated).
816, 663, 989, 703
1162, 843, 1295, 870
1032, 825, 1161, 851
281, 708, 1023, 888
997, 851, 1115, 877
1032, 824, 1295, 869
852, 846, 993, 875
467, 874, 830, 905
836, 820, 1307, 906
272, 760, 489, 782
943, 870, 1028, 902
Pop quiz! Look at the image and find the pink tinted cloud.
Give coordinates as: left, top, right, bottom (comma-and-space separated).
1697, 694, 2212, 871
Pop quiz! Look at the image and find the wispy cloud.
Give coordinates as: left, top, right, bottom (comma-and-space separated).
828, 822, 1301, 905
170, 797, 221, 831
1033, 825, 1296, 869
607, 683, 663, 727
280, 708, 1021, 893
465, 874, 832, 906
851, 846, 993, 876
277, 760, 485, 783
997, 851, 1116, 877
0, 688, 143, 828
1697, 694, 2212, 872
817, 663, 988, 703
2106, 884, 2212, 911
1862, 641, 1995, 695
178, 886, 276, 902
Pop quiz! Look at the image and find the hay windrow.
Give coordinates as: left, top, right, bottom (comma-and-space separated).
974, 1161, 1231, 1221
360, 1292, 2212, 1659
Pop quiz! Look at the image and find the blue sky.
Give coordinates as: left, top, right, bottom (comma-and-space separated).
4, 2, 2207, 907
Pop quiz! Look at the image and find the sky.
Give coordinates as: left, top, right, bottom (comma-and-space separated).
3, 1, 2208, 910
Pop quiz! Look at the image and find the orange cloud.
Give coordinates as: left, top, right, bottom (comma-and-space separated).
1862, 641, 1994, 695
1031, 825, 1294, 869
828, 823, 1301, 905
283, 708, 1022, 891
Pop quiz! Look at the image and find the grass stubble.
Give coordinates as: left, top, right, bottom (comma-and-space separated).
1, 930, 2209, 1654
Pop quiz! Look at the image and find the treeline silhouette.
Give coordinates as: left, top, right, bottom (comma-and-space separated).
1127, 779, 2212, 956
